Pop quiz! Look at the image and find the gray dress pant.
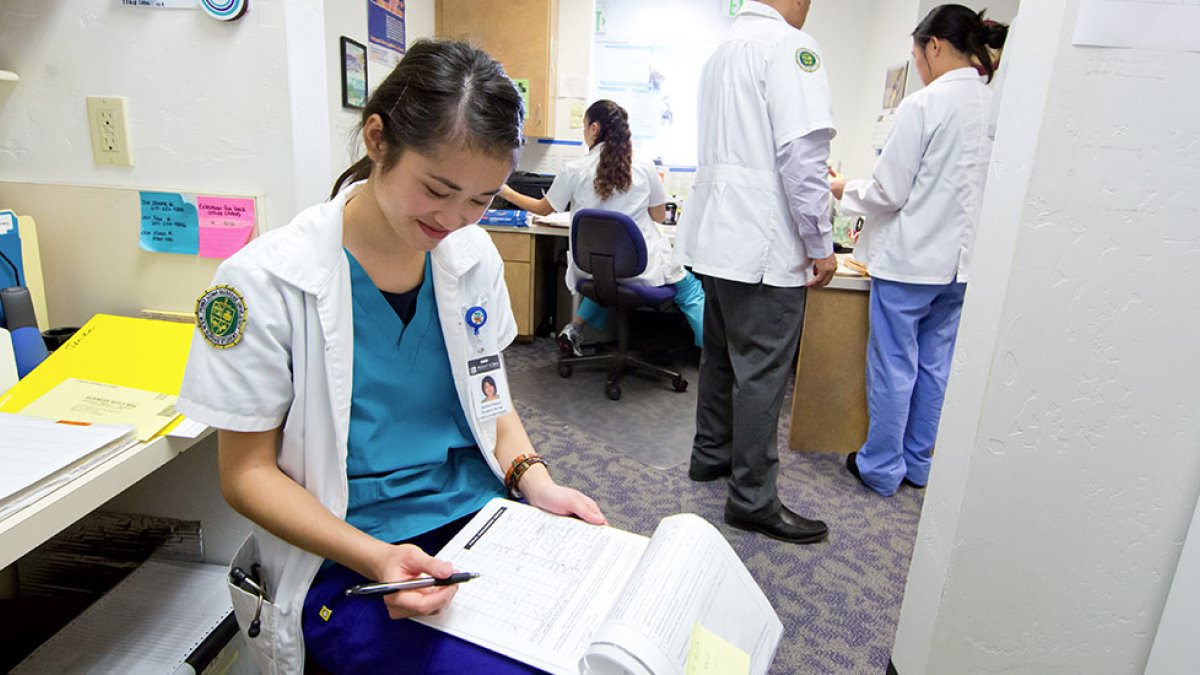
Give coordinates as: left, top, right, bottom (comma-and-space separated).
691, 275, 807, 519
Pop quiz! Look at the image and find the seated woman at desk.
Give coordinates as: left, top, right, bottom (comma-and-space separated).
176, 40, 605, 674
499, 100, 704, 356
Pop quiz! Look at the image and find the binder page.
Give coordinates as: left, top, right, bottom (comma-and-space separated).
583, 514, 783, 675
0, 412, 135, 516
416, 498, 649, 675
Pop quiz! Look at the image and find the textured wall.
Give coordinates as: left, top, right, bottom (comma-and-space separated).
895, 0, 1200, 671
0, 1, 297, 229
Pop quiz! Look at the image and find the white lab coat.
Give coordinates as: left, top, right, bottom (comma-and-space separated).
175, 184, 517, 674
842, 67, 994, 284
674, 1, 836, 287
545, 143, 682, 289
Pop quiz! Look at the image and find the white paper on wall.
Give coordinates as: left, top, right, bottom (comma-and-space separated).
1073, 0, 1200, 52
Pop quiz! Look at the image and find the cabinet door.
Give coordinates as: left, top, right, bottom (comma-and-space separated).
504, 260, 534, 336
435, 0, 558, 138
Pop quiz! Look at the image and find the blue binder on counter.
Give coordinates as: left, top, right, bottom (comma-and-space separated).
478, 209, 529, 226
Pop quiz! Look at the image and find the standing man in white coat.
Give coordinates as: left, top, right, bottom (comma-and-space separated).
675, 0, 837, 545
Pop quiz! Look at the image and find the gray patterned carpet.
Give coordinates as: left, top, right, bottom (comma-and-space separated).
504, 338, 923, 675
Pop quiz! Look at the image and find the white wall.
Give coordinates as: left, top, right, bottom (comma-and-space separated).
918, 0, 1021, 25
554, 0, 594, 143
0, 1, 297, 230
807, 0, 921, 179
322, 0, 436, 195
893, 0, 1200, 671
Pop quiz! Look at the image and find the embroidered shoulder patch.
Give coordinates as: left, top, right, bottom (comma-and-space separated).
796, 48, 821, 73
196, 285, 247, 349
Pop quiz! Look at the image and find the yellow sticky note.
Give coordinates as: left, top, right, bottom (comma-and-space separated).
685, 622, 751, 675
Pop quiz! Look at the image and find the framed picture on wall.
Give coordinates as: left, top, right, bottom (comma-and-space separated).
340, 36, 368, 109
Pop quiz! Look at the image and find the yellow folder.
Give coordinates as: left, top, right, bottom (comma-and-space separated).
0, 314, 194, 414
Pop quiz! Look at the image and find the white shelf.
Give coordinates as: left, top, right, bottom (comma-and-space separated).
0, 71, 18, 83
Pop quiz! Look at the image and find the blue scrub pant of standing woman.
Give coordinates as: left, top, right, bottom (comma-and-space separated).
852, 278, 967, 497
576, 270, 706, 347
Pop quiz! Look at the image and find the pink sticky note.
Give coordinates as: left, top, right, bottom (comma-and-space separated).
197, 196, 257, 259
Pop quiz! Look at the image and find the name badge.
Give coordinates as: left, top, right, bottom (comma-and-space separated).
468, 354, 511, 421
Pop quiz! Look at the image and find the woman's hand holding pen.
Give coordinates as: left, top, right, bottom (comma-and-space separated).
369, 543, 460, 620
520, 464, 608, 526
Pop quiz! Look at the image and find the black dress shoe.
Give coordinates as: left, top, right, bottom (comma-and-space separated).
901, 477, 926, 489
724, 505, 828, 544
688, 462, 731, 482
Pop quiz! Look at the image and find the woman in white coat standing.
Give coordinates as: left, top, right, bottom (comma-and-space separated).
177, 40, 605, 673
832, 5, 1007, 497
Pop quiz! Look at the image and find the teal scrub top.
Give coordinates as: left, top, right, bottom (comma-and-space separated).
344, 250, 504, 545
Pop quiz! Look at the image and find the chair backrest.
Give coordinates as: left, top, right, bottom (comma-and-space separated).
570, 208, 647, 278
570, 209, 648, 308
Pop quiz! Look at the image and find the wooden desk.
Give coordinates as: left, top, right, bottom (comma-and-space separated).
483, 225, 567, 340
0, 431, 213, 571
788, 274, 871, 454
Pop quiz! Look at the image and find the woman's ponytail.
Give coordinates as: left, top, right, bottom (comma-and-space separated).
587, 100, 633, 201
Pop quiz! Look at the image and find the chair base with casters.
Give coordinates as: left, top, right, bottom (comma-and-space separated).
556, 284, 688, 401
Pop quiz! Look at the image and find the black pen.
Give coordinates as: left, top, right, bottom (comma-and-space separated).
345, 572, 480, 597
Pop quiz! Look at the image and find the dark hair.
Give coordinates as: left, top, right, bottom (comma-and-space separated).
481, 375, 497, 395
913, 5, 1009, 83
586, 100, 633, 201
331, 39, 525, 198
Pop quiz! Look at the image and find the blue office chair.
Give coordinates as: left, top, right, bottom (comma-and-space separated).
557, 209, 688, 401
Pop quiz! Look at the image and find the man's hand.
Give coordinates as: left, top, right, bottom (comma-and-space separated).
830, 178, 847, 201
808, 254, 838, 288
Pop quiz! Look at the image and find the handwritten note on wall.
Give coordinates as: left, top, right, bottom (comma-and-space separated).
139, 191, 257, 259
196, 196, 256, 259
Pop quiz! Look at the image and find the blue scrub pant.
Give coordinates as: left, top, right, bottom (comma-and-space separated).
303, 513, 546, 674
576, 270, 706, 347
854, 278, 967, 497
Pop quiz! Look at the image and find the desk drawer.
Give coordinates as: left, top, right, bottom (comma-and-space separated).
489, 231, 533, 263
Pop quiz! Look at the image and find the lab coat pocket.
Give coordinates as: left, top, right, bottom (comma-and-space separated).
228, 534, 281, 674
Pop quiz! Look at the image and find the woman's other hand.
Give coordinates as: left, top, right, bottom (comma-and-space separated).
525, 480, 608, 526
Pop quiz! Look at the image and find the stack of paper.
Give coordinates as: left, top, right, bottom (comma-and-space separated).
531, 211, 571, 228
13, 559, 234, 674
19, 378, 180, 442
0, 412, 137, 520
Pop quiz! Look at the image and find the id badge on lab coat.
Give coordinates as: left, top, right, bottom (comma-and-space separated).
468, 354, 511, 421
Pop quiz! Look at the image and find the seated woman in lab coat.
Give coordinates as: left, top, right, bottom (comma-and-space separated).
176, 40, 605, 674
499, 100, 704, 356
831, 5, 1008, 497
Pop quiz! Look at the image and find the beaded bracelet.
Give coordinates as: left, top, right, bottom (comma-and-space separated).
504, 453, 548, 496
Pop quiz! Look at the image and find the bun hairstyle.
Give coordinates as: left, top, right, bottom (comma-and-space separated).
331, 39, 525, 198
913, 4, 1010, 83
586, 100, 633, 201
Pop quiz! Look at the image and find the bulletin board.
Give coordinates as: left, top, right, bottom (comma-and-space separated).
0, 182, 261, 328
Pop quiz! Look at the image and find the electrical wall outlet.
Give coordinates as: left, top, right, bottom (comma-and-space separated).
86, 96, 133, 167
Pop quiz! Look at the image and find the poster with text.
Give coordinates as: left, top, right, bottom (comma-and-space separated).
368, 0, 405, 83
